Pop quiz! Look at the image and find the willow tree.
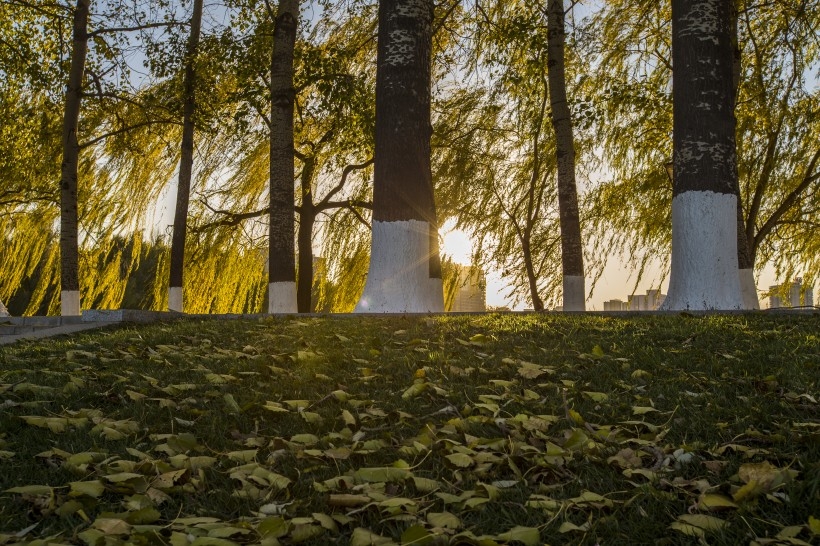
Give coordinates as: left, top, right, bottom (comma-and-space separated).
661, 0, 743, 309
168, 0, 204, 313
59, 0, 91, 316
355, 0, 443, 313
585, 0, 819, 301
546, 0, 584, 311
267, 0, 300, 313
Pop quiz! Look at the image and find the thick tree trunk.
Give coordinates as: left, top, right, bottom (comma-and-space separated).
547, 0, 585, 311
355, 0, 443, 313
59, 0, 90, 317
729, 0, 759, 309
268, 0, 299, 313
662, 0, 743, 310
168, 0, 203, 313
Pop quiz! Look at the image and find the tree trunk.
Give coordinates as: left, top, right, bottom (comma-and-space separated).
168, 0, 203, 313
0, 299, 9, 317
59, 0, 90, 317
297, 156, 317, 313
355, 0, 443, 313
729, 0, 759, 309
546, 0, 585, 311
521, 238, 544, 311
268, 0, 299, 313
662, 0, 743, 310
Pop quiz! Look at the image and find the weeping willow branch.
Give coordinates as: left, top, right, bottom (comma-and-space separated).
78, 119, 182, 149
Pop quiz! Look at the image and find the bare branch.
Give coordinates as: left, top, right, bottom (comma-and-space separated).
317, 158, 374, 207
88, 21, 185, 38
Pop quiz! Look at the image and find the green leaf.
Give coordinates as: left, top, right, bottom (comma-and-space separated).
350, 527, 395, 546
223, 394, 241, 414
5, 485, 53, 496
258, 517, 289, 538
427, 512, 461, 529
70, 480, 105, 498
496, 526, 540, 545
353, 466, 411, 483
809, 516, 820, 535
400, 525, 432, 545
445, 453, 474, 468
583, 391, 609, 402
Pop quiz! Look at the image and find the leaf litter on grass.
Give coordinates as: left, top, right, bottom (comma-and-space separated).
0, 314, 818, 545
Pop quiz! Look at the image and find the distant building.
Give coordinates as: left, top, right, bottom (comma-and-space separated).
603, 289, 666, 311
449, 265, 486, 312
604, 299, 627, 311
770, 278, 814, 308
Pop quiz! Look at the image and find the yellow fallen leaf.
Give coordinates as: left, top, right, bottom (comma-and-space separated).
698, 493, 738, 511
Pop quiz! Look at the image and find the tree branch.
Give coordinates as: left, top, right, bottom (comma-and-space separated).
79, 119, 181, 149
317, 158, 374, 207
753, 147, 820, 251
88, 21, 186, 38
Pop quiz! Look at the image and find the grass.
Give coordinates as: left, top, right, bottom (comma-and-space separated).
0, 313, 818, 545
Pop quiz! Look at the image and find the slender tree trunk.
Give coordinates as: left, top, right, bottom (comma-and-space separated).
355, 0, 443, 313
729, 0, 759, 309
521, 238, 544, 311
268, 0, 299, 313
546, 0, 585, 311
168, 0, 203, 313
59, 0, 90, 317
0, 299, 9, 317
662, 0, 743, 310
297, 156, 316, 313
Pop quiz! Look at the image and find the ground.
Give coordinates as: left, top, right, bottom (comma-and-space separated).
0, 313, 818, 545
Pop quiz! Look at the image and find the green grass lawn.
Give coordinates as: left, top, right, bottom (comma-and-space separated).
1, 313, 818, 545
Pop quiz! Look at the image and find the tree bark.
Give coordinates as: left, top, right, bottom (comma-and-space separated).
729, 0, 759, 309
355, 0, 443, 313
522, 238, 544, 311
268, 0, 299, 313
663, 0, 743, 310
168, 0, 203, 313
546, 0, 585, 311
297, 156, 317, 313
59, 0, 90, 316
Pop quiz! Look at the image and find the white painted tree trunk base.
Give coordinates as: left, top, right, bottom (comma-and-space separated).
268, 282, 297, 314
0, 299, 9, 317
739, 268, 760, 310
562, 275, 585, 311
355, 220, 444, 313
660, 191, 743, 310
62, 290, 81, 316
168, 287, 183, 312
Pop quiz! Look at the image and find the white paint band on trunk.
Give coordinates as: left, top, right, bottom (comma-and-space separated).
660, 191, 743, 310
268, 282, 297, 314
61, 290, 81, 316
168, 287, 183, 312
562, 275, 586, 312
355, 220, 444, 313
739, 268, 760, 310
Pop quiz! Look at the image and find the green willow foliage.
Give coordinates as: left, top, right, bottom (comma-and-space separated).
2, 0, 816, 315
583, 0, 820, 287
